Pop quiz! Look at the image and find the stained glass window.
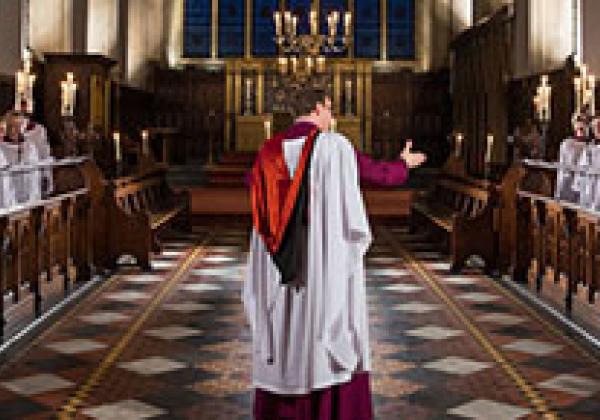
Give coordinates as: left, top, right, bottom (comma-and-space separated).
184, 0, 211, 58
354, 0, 380, 58
219, 0, 245, 57
387, 0, 415, 59
253, 0, 278, 56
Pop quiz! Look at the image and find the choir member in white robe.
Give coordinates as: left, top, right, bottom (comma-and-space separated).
0, 118, 16, 208
0, 112, 41, 204
23, 116, 53, 196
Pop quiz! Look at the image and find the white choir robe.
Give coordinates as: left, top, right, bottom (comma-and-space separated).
0, 140, 42, 204
243, 132, 372, 395
0, 147, 15, 208
24, 123, 54, 195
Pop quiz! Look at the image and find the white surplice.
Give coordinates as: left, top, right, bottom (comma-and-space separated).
243, 132, 372, 395
24, 123, 53, 195
0, 140, 41, 204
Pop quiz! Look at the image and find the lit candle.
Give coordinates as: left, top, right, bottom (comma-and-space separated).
330, 117, 337, 133
61, 72, 77, 117
305, 56, 313, 73
264, 120, 272, 139
278, 56, 288, 75
344, 12, 352, 37
328, 14, 335, 38
141, 130, 149, 156
246, 77, 252, 100
310, 10, 318, 35
345, 79, 352, 115
456, 133, 463, 158
316, 56, 325, 73
113, 131, 121, 162
274, 11, 282, 36
23, 48, 32, 74
291, 56, 298, 74
284, 11, 292, 34
485, 134, 494, 163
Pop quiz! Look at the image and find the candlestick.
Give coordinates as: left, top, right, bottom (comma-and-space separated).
589, 74, 596, 115
284, 11, 292, 34
305, 56, 313, 74
291, 56, 298, 74
291, 15, 297, 36
113, 131, 121, 162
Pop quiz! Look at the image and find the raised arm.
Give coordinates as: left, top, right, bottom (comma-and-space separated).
356, 140, 426, 187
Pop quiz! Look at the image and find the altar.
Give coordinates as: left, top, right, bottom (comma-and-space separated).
229, 60, 372, 153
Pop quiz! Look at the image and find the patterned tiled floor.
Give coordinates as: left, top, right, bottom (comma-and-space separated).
1, 226, 600, 418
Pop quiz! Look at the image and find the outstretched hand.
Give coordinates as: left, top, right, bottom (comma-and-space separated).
400, 140, 427, 168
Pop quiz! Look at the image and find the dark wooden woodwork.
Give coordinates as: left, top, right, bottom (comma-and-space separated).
0, 75, 15, 116
0, 159, 93, 340
372, 70, 451, 166
451, 6, 513, 176
107, 166, 189, 269
412, 174, 498, 273
42, 54, 117, 154
152, 65, 225, 164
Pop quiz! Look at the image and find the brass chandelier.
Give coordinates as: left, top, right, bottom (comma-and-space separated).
273, 4, 351, 81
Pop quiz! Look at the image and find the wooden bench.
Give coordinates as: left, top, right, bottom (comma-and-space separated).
108, 167, 189, 270
412, 175, 497, 273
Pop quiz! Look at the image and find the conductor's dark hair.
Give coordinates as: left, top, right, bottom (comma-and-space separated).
289, 85, 330, 117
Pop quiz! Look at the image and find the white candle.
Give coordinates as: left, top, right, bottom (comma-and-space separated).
456, 133, 463, 158
141, 130, 149, 156
278, 57, 288, 75
344, 12, 351, 37
485, 134, 494, 163
274, 11, 282, 36
328, 14, 335, 37
113, 131, 121, 162
291, 56, 297, 74
574, 77, 582, 112
310, 10, 318, 35
292, 15, 297, 36
330, 117, 337, 132
316, 56, 325, 73
345, 79, 352, 114
284, 11, 292, 34
305, 56, 313, 73
589, 75, 596, 115
264, 120, 272, 139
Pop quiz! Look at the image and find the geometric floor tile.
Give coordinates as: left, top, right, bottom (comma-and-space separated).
381, 284, 425, 293
178, 283, 223, 293
151, 260, 177, 270
427, 262, 452, 271
124, 275, 163, 284
423, 356, 493, 376
144, 325, 203, 340
538, 374, 600, 397
457, 293, 500, 303
367, 268, 410, 277
104, 291, 150, 302
162, 302, 214, 313
203, 255, 238, 264
160, 250, 185, 257
45, 338, 108, 355
79, 311, 130, 325
392, 301, 442, 314
447, 399, 531, 419
1, 373, 74, 396
405, 325, 464, 341
502, 339, 563, 356
119, 356, 187, 376
477, 313, 526, 326
190, 267, 242, 277
441, 277, 480, 286
82, 399, 167, 420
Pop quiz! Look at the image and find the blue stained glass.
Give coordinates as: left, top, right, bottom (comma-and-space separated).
184, 0, 211, 58
320, 0, 347, 57
387, 0, 415, 59
354, 0, 380, 58
253, 0, 278, 56
219, 0, 245, 57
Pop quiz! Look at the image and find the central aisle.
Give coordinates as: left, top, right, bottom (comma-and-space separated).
0, 226, 599, 419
